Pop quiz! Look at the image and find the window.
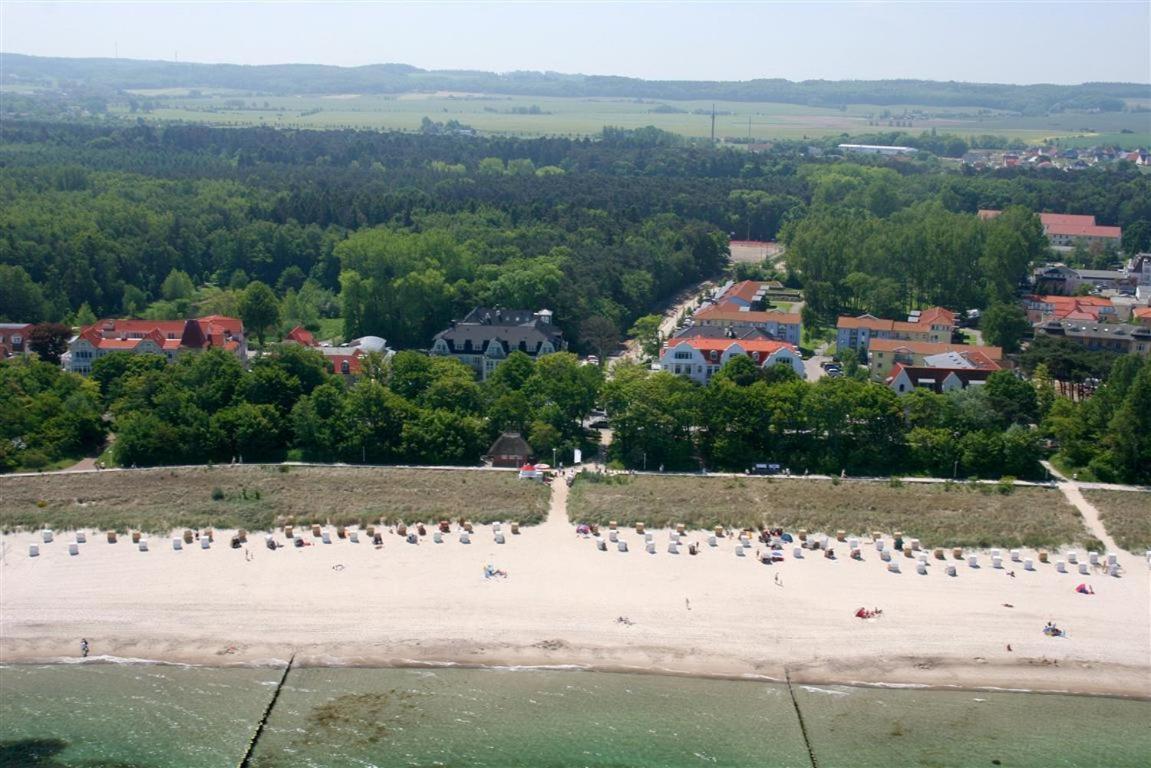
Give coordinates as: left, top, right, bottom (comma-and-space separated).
341, 361, 350, 374
674, 350, 692, 360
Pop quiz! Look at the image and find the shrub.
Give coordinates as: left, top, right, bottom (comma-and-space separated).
211, 487, 225, 501
888, 476, 904, 488
21, 451, 49, 470
997, 476, 1017, 495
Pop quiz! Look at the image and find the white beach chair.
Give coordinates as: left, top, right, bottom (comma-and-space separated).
990, 548, 1000, 559
75, 531, 87, 544
321, 531, 331, 544
1056, 560, 1067, 573
967, 555, 979, 568
887, 561, 900, 573
432, 531, 442, 544
460, 532, 471, 544
495, 533, 506, 544
793, 546, 803, 559
1108, 564, 1120, 577
29, 544, 39, 557
646, 541, 656, 554
618, 540, 628, 553
1088, 551, 1099, 565
946, 564, 957, 577
916, 552, 929, 564
670, 531, 680, 543
1106, 552, 1118, 566
1078, 562, 1090, 575
848, 537, 860, 550
349, 531, 360, 543
595, 537, 606, 551
910, 538, 921, 551
1067, 550, 1078, 564
734, 545, 744, 557
1024, 558, 1035, 571
42, 529, 53, 543
172, 537, 182, 550
644, 532, 654, 542
493, 522, 502, 534
201, 536, 210, 549
880, 550, 891, 562
1010, 549, 1021, 562
992, 556, 1003, 569
68, 543, 79, 556
875, 539, 885, 552
609, 530, 618, 542
917, 562, 928, 575
668, 542, 680, 554
139, 539, 149, 552
741, 537, 752, 549
708, 534, 717, 547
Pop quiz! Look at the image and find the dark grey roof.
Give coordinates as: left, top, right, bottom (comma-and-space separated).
485, 431, 533, 459
1076, 270, 1127, 281
1039, 320, 1151, 339
673, 325, 777, 341
434, 308, 564, 355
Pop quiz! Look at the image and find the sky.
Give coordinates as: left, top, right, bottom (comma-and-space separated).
2, 1, 1149, 85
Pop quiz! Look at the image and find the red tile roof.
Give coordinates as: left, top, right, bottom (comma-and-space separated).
694, 302, 801, 325
77, 317, 243, 354
868, 339, 1003, 359
837, 307, 954, 333
286, 326, 317, 347
667, 337, 797, 356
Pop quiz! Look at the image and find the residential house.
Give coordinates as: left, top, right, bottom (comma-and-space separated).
659, 337, 804, 385
283, 326, 392, 379
67, 316, 246, 375
484, 432, 534, 468
430, 308, 565, 380
835, 307, 955, 357
1023, 295, 1119, 324
1034, 320, 1151, 357
1127, 253, 1151, 287
0, 323, 33, 359
885, 363, 994, 395
981, 210, 1122, 250
691, 303, 801, 345
866, 339, 1003, 381
1134, 307, 1151, 328
718, 280, 784, 309
672, 325, 778, 342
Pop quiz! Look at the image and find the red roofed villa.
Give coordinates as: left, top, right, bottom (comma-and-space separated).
659, 337, 804, 385
67, 316, 247, 375
980, 210, 1121, 248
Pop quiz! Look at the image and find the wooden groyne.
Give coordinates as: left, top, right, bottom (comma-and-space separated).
237, 653, 295, 768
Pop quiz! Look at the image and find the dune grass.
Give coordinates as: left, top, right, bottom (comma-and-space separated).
568, 474, 1088, 549
0, 465, 551, 534
1083, 490, 1151, 553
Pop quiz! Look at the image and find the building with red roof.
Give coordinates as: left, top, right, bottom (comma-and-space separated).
866, 339, 1002, 381
659, 337, 804, 385
67, 316, 246, 375
692, 302, 801, 344
836, 307, 955, 356
885, 363, 995, 395
980, 210, 1121, 248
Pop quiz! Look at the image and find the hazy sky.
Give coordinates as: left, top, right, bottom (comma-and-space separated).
2, 1, 1149, 84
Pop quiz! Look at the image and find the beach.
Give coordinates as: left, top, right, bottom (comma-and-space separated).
2, 479, 1149, 699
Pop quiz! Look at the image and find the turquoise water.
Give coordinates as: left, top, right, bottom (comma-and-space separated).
2, 665, 1149, 767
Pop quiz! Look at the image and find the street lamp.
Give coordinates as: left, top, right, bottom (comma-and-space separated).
552, 447, 557, 468
643, 452, 647, 471
953, 459, 958, 479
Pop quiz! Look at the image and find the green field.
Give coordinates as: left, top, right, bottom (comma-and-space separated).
111, 91, 1151, 146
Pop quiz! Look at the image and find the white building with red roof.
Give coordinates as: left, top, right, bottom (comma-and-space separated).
980, 210, 1121, 249
659, 337, 804, 385
67, 316, 246, 375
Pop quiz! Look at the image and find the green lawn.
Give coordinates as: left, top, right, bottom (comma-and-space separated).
568, 474, 1089, 549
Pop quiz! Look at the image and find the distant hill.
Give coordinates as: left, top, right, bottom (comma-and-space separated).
2, 52, 1148, 115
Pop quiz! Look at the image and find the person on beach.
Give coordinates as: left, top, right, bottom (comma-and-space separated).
80, 638, 89, 658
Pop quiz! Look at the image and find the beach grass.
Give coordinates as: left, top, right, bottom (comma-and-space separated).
0, 465, 550, 534
568, 474, 1088, 549
1082, 490, 1151, 553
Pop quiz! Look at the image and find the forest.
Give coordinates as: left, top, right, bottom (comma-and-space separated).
4, 53, 1148, 114
1, 119, 1150, 482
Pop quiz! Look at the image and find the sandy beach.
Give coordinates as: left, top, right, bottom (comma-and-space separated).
2, 480, 1149, 699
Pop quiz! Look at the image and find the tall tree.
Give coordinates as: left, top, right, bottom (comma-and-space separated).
239, 281, 280, 347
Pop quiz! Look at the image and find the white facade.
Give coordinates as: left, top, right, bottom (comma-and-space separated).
659, 340, 805, 385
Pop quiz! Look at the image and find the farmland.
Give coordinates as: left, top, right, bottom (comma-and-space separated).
108, 91, 1151, 147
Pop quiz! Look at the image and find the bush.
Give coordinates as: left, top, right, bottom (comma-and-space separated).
997, 476, 1017, 495
278, 464, 291, 473
20, 451, 49, 470
888, 476, 904, 488
211, 486, 225, 501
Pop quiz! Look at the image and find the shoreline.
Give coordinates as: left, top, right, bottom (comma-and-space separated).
4, 644, 1148, 702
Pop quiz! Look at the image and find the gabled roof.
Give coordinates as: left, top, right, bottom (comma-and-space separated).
673, 325, 778, 341
868, 339, 1003, 359
837, 307, 954, 333
434, 308, 563, 355
485, 431, 533, 459
693, 301, 801, 325
285, 326, 317, 347
886, 363, 993, 393
75, 316, 243, 353
665, 337, 797, 356
922, 349, 1001, 371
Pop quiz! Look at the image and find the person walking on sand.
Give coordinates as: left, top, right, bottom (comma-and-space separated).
685, 597, 691, 611
80, 638, 89, 658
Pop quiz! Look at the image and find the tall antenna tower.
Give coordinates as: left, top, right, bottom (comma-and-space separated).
710, 104, 716, 144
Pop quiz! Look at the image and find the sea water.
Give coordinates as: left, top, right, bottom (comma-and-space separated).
1, 664, 1149, 768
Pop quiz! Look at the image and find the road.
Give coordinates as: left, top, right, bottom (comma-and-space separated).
612, 278, 717, 366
